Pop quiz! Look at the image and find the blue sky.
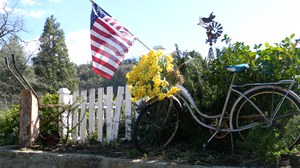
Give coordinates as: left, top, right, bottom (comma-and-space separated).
2, 0, 300, 65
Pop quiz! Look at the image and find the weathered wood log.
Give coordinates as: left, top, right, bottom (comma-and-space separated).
19, 89, 40, 148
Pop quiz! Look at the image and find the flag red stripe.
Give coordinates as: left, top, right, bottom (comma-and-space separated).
91, 45, 121, 64
93, 67, 112, 80
95, 18, 133, 46
92, 56, 118, 72
90, 3, 135, 79
104, 18, 123, 31
91, 24, 129, 53
90, 34, 123, 57
92, 21, 128, 49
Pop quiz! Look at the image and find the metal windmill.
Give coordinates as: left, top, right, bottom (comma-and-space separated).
198, 12, 223, 62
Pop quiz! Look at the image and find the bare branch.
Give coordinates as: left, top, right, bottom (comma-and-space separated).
0, 1, 25, 47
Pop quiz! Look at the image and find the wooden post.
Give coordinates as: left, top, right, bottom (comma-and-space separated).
89, 89, 96, 134
57, 88, 71, 139
97, 88, 104, 142
79, 90, 87, 143
72, 91, 79, 141
19, 89, 39, 148
112, 86, 124, 140
125, 85, 132, 140
106, 87, 113, 142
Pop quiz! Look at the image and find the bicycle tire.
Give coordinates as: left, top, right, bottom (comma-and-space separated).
230, 85, 300, 150
132, 97, 181, 153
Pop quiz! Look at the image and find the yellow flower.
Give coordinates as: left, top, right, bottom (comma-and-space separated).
158, 93, 166, 100
161, 80, 169, 87
126, 50, 182, 102
166, 63, 174, 73
167, 86, 180, 97
165, 55, 173, 62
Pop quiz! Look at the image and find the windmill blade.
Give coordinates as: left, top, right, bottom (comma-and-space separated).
216, 31, 223, 37
209, 21, 223, 37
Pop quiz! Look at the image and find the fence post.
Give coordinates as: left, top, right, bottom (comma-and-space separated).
106, 87, 114, 142
112, 86, 124, 140
89, 89, 96, 135
125, 85, 132, 140
72, 90, 79, 141
57, 88, 71, 138
97, 88, 104, 142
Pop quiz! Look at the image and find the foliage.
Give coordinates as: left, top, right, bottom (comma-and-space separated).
0, 36, 35, 109
77, 59, 136, 93
181, 34, 300, 114
212, 34, 300, 85
0, 105, 20, 145
32, 15, 78, 94
179, 51, 225, 112
178, 34, 300, 162
39, 92, 90, 145
236, 127, 297, 163
39, 93, 60, 135
126, 50, 183, 102
77, 63, 103, 90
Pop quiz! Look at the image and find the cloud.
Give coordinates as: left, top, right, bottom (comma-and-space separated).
21, 37, 40, 64
22, 30, 90, 65
48, 0, 63, 2
0, 0, 10, 14
0, 0, 8, 8
2, 0, 49, 19
20, 0, 39, 6
26, 10, 49, 19
66, 30, 91, 65
23, 38, 40, 54
13, 8, 49, 19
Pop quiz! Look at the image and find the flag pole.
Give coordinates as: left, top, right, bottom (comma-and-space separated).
131, 35, 151, 51
89, 0, 151, 51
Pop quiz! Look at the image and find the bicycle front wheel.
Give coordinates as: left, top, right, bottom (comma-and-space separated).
231, 86, 300, 150
132, 97, 181, 153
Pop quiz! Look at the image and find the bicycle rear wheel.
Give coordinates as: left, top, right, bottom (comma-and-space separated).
231, 86, 300, 150
132, 97, 181, 153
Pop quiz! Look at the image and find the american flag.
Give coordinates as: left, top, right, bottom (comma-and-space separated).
90, 2, 136, 79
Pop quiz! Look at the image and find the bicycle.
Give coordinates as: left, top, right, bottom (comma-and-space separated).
132, 63, 300, 153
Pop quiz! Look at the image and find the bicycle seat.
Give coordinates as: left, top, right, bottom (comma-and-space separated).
226, 64, 250, 73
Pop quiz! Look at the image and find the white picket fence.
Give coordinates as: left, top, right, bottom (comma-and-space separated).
57, 85, 133, 143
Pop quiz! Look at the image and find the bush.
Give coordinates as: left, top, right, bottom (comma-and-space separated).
175, 34, 300, 162
0, 105, 20, 145
0, 93, 60, 146
39, 93, 60, 135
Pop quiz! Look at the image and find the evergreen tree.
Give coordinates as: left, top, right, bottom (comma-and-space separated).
0, 36, 34, 108
32, 15, 78, 94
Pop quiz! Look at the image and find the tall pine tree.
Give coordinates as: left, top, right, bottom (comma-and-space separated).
32, 15, 78, 94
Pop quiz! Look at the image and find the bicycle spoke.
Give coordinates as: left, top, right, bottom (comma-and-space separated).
133, 97, 181, 153
231, 86, 300, 150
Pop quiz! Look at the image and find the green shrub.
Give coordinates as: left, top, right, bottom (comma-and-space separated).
237, 127, 296, 163
39, 93, 60, 135
0, 93, 60, 146
213, 34, 300, 85
0, 105, 20, 145
175, 34, 300, 162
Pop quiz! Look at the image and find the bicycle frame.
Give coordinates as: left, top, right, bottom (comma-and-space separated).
176, 72, 297, 133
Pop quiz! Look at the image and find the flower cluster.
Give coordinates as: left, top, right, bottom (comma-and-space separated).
126, 50, 182, 102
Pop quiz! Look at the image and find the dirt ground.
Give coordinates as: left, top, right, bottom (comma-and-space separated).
29, 140, 300, 168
